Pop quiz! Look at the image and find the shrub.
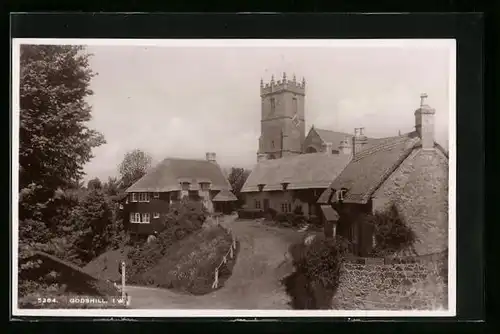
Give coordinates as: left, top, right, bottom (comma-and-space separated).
282, 235, 346, 309
237, 209, 265, 219
126, 200, 207, 282
307, 215, 322, 228
138, 225, 238, 295
365, 204, 417, 257
275, 213, 306, 227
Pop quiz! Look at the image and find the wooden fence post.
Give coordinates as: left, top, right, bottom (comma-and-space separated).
121, 261, 126, 300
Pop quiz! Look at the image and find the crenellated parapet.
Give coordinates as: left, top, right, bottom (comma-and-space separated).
260, 72, 306, 97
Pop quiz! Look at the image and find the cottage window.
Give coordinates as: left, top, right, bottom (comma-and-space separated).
255, 200, 261, 209
142, 213, 150, 223
200, 182, 211, 191
337, 188, 348, 202
135, 213, 141, 223
281, 202, 291, 213
131, 193, 137, 202
153, 212, 160, 219
129, 213, 135, 223
138, 192, 150, 202
153, 192, 159, 199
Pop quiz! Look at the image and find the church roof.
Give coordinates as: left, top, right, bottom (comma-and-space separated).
241, 152, 351, 193
313, 128, 387, 151
317, 132, 422, 204
126, 158, 231, 193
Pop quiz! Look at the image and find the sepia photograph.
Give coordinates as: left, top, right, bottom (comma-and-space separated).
11, 39, 456, 317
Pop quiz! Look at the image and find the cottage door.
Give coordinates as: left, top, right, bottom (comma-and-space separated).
263, 198, 270, 211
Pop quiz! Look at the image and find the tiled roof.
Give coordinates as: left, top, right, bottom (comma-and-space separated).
314, 128, 386, 151
317, 132, 422, 204
212, 189, 238, 202
126, 158, 231, 193
241, 152, 351, 193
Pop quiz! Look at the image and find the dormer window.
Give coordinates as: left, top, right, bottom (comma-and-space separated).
338, 188, 348, 202
199, 182, 211, 191
258, 184, 265, 192
131, 193, 137, 202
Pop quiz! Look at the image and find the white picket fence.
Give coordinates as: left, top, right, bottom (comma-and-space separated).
211, 216, 237, 289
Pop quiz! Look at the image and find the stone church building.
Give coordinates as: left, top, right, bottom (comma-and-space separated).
242, 73, 389, 216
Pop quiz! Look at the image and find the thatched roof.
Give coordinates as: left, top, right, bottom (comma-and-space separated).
126, 158, 231, 193
241, 152, 351, 193
212, 189, 238, 202
318, 132, 430, 204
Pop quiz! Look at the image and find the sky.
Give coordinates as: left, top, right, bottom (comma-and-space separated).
82, 41, 453, 182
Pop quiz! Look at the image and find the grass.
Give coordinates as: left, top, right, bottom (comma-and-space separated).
83, 246, 132, 283
140, 225, 238, 295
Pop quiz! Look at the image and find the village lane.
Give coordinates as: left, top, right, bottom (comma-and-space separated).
125, 217, 303, 309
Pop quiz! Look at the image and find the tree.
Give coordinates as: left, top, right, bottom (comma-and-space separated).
69, 189, 115, 263
227, 167, 251, 207
87, 177, 102, 190
18, 45, 105, 294
118, 149, 152, 189
19, 45, 105, 240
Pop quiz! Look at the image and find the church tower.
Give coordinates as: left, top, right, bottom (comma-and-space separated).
257, 73, 306, 161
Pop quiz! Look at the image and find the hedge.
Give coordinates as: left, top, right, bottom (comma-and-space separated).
237, 209, 265, 219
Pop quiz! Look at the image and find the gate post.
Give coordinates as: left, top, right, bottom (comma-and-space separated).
121, 261, 126, 300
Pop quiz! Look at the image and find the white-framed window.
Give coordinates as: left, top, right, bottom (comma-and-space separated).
138, 192, 150, 202
337, 188, 347, 202
153, 212, 160, 219
281, 202, 291, 213
200, 182, 211, 191
255, 200, 261, 209
153, 192, 159, 199
142, 213, 150, 223
129, 212, 135, 223
134, 212, 141, 223
131, 193, 137, 202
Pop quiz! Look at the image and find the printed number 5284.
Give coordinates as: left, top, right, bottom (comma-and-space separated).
38, 298, 58, 304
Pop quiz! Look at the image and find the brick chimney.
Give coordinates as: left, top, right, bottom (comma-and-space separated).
352, 127, 368, 156
415, 93, 436, 150
339, 137, 352, 155
206, 152, 217, 163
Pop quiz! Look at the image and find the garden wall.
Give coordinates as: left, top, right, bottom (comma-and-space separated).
333, 250, 448, 310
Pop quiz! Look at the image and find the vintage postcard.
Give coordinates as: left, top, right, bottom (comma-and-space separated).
11, 39, 456, 317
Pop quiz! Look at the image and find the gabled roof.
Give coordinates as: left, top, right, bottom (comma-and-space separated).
317, 132, 423, 204
126, 158, 231, 193
312, 128, 388, 151
212, 189, 238, 202
241, 152, 351, 193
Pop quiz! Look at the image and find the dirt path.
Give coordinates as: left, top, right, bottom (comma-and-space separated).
125, 217, 303, 309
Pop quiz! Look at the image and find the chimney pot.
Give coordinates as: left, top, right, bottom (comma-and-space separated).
206, 152, 217, 163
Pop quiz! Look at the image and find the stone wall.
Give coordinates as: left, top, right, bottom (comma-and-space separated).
372, 147, 449, 255
333, 251, 448, 310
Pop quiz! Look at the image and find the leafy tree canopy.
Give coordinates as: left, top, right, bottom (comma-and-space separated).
118, 149, 152, 189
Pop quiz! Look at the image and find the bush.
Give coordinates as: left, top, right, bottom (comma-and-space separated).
138, 225, 238, 295
365, 204, 416, 257
282, 235, 346, 309
237, 209, 265, 219
307, 215, 322, 228
275, 213, 306, 227
126, 200, 207, 282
